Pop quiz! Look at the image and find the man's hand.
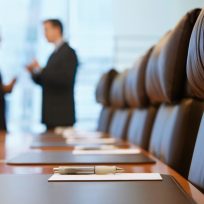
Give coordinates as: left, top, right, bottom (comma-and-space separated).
3, 78, 17, 93
26, 59, 40, 73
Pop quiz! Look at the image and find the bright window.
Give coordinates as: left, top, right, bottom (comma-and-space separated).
0, 0, 114, 133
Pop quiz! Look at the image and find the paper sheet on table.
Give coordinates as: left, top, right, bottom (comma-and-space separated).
66, 138, 116, 145
62, 129, 104, 139
54, 127, 73, 135
54, 127, 107, 139
74, 145, 118, 150
72, 149, 141, 155
48, 173, 162, 182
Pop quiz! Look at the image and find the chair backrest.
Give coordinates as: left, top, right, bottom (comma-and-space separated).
147, 8, 202, 178
100, 47, 158, 143
127, 107, 157, 149
95, 69, 118, 132
108, 70, 132, 140
95, 69, 118, 106
108, 109, 131, 140
97, 107, 114, 133
146, 8, 201, 105
125, 47, 157, 149
149, 99, 203, 177
187, 8, 204, 192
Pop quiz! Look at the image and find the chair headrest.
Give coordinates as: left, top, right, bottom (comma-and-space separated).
187, 8, 204, 100
125, 47, 154, 108
95, 69, 118, 106
146, 8, 201, 104
110, 70, 128, 108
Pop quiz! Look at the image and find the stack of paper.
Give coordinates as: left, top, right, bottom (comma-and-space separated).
72, 148, 141, 155
66, 138, 116, 145
63, 129, 104, 139
48, 173, 162, 182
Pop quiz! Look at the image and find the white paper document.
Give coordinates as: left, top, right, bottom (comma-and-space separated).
48, 173, 162, 182
66, 138, 116, 145
62, 129, 104, 139
74, 145, 118, 151
72, 148, 141, 155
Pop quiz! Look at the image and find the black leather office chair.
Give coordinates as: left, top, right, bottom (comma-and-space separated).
95, 69, 118, 132
108, 70, 132, 140
186, 8, 204, 192
147, 8, 203, 178
97, 48, 157, 145
125, 47, 157, 150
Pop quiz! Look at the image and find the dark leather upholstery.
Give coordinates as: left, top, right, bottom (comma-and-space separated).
128, 107, 157, 150
186, 8, 204, 192
108, 70, 131, 139
109, 47, 157, 142
124, 48, 157, 149
146, 9, 203, 178
109, 109, 132, 140
125, 47, 153, 108
110, 70, 128, 108
188, 116, 204, 192
146, 9, 201, 104
149, 99, 204, 178
187, 9, 204, 100
97, 107, 114, 133
95, 69, 118, 106
95, 69, 118, 132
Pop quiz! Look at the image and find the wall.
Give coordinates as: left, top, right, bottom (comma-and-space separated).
112, 0, 204, 69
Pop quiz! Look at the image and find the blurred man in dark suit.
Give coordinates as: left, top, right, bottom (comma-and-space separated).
0, 73, 16, 131
27, 19, 78, 129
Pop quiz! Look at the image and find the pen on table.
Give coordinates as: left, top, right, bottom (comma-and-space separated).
53, 166, 124, 175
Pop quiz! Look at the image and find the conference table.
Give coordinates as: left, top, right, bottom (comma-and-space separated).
0, 131, 204, 204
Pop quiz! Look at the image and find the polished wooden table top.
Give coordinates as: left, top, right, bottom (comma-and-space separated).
0, 131, 203, 204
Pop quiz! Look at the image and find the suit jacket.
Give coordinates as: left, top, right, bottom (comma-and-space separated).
0, 73, 6, 130
32, 42, 78, 128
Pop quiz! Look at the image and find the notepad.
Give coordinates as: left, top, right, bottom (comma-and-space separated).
48, 173, 162, 182
66, 138, 116, 145
72, 149, 141, 155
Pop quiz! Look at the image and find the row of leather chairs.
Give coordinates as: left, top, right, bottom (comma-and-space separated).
95, 7, 204, 192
